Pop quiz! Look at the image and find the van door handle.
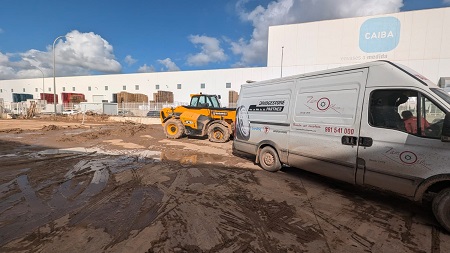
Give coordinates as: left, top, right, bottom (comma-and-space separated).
359, 137, 373, 147
342, 136, 358, 146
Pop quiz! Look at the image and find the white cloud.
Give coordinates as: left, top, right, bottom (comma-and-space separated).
232, 0, 404, 66
125, 55, 137, 66
444, 0, 450, 4
0, 30, 122, 80
157, 58, 180, 71
137, 64, 155, 73
187, 35, 228, 66
57, 30, 121, 73
0, 28, 4, 34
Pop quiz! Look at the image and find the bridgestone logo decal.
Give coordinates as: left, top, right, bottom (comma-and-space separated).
248, 100, 285, 112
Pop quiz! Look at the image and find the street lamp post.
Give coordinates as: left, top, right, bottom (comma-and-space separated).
281, 46, 284, 78
34, 66, 45, 98
53, 35, 67, 116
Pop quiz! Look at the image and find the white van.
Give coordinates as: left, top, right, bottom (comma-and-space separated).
233, 61, 450, 231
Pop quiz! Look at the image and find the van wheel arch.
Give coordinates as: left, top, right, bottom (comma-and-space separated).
414, 175, 450, 202
432, 188, 450, 232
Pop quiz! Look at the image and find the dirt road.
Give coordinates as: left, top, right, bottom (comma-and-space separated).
0, 119, 449, 252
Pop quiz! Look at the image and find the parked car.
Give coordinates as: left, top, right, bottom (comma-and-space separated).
62, 109, 79, 115
146, 110, 160, 117
118, 110, 134, 116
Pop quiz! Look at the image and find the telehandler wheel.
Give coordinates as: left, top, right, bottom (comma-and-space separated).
432, 188, 450, 232
259, 146, 281, 172
208, 123, 230, 143
164, 118, 185, 139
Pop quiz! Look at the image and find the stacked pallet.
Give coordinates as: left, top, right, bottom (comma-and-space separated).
229, 90, 239, 107
70, 94, 87, 103
152, 91, 174, 103
117, 91, 148, 103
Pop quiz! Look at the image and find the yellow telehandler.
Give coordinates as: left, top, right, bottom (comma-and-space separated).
160, 94, 236, 143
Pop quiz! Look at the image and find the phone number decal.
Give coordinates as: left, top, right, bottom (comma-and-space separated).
325, 127, 355, 135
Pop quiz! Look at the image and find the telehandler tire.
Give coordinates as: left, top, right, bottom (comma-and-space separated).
208, 123, 230, 143
164, 118, 185, 139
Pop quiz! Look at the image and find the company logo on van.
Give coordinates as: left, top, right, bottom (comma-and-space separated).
249, 100, 285, 112
359, 17, 400, 53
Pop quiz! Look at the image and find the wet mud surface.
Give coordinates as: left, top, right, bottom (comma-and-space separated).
0, 119, 449, 252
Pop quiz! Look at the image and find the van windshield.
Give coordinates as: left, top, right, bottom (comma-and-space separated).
430, 88, 450, 105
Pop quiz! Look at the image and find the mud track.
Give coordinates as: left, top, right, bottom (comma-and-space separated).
0, 119, 449, 252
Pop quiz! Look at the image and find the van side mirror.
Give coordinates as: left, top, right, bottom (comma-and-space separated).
441, 113, 450, 142
218, 95, 221, 99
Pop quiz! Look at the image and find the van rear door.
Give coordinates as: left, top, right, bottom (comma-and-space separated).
288, 68, 369, 184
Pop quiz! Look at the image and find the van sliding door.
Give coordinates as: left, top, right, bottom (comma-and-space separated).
288, 68, 368, 184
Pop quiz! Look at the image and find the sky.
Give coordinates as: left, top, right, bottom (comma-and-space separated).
1, 0, 450, 80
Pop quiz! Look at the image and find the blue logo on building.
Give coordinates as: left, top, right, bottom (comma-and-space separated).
359, 17, 400, 53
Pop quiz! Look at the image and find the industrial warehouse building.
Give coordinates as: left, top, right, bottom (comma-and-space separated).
1, 7, 450, 108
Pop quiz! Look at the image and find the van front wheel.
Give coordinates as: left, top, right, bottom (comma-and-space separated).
432, 188, 450, 232
259, 146, 281, 172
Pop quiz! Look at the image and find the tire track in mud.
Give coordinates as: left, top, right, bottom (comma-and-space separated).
145, 164, 328, 252
296, 182, 436, 253
0, 149, 161, 248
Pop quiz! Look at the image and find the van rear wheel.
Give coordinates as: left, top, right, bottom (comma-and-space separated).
432, 188, 450, 232
259, 146, 281, 172
164, 118, 185, 139
208, 123, 230, 143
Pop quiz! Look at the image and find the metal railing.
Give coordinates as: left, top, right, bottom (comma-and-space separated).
2, 100, 237, 118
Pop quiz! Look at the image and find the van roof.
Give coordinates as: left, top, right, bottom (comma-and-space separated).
244, 61, 435, 87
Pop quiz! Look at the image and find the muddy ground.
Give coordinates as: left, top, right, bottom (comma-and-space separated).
0, 118, 449, 253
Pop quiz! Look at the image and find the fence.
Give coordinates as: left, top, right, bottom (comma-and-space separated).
118, 102, 189, 117
1, 101, 236, 118
3, 100, 48, 115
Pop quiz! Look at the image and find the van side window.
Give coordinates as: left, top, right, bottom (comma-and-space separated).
369, 89, 414, 132
420, 96, 446, 138
369, 89, 445, 139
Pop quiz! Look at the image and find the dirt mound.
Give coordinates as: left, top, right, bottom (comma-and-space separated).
0, 128, 23, 134
78, 129, 112, 139
112, 123, 153, 136
41, 125, 60, 131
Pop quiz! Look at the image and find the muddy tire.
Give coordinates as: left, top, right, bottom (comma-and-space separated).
259, 146, 281, 172
164, 118, 185, 139
208, 123, 230, 143
432, 188, 450, 232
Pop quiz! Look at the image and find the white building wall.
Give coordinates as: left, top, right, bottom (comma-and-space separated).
268, 7, 450, 84
0, 67, 279, 103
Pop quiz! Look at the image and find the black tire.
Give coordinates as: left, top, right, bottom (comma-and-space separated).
164, 118, 185, 139
259, 146, 281, 172
432, 188, 450, 232
208, 123, 230, 143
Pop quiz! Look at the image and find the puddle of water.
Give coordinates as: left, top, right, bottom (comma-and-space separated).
159, 139, 229, 156
180, 155, 198, 166
103, 139, 146, 149
0, 154, 19, 158
37, 147, 161, 160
